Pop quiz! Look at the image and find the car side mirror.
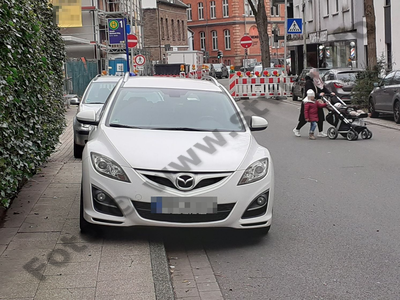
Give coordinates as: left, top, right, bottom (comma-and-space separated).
77, 110, 99, 125
250, 116, 268, 131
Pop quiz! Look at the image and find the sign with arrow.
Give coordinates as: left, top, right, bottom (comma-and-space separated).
287, 18, 302, 34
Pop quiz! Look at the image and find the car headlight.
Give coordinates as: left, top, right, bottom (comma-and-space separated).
91, 152, 130, 182
238, 158, 269, 185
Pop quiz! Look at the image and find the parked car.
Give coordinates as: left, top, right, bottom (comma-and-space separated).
64, 94, 80, 106
292, 68, 330, 101
213, 63, 229, 78
203, 64, 216, 78
369, 70, 400, 123
322, 68, 362, 103
77, 75, 274, 235
73, 75, 120, 158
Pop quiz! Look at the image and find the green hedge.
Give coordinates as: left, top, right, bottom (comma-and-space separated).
0, 0, 66, 207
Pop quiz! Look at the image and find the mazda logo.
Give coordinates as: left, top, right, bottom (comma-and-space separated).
176, 174, 195, 190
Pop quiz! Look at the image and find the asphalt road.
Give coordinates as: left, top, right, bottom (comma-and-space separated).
164, 78, 400, 299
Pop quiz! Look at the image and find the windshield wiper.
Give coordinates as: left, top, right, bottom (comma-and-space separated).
109, 123, 143, 129
150, 127, 207, 131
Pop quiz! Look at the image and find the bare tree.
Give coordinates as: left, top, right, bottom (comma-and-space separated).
248, 0, 270, 68
364, 0, 377, 68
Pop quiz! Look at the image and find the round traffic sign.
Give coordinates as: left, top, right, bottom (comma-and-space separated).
240, 35, 253, 48
127, 34, 138, 48
134, 55, 145, 66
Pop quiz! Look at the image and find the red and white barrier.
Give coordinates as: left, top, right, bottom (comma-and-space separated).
228, 72, 296, 99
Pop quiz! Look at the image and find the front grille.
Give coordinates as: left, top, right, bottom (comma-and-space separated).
142, 174, 226, 191
132, 200, 235, 223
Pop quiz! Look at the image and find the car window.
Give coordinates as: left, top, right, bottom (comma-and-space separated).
107, 88, 245, 132
381, 71, 396, 86
392, 71, 400, 85
337, 72, 358, 82
84, 82, 118, 104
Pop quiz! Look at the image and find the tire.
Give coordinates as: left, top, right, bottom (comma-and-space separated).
369, 99, 379, 118
361, 129, 369, 139
367, 130, 373, 139
393, 101, 400, 124
327, 127, 338, 139
347, 130, 357, 141
74, 142, 84, 159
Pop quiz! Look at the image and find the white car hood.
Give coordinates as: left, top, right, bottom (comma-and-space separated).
102, 128, 251, 172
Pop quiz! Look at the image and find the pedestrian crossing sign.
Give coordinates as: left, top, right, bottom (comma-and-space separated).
287, 18, 302, 34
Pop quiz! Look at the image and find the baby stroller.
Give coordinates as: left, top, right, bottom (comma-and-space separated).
323, 95, 372, 141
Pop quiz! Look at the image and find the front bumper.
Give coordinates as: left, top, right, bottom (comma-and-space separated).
81, 156, 274, 229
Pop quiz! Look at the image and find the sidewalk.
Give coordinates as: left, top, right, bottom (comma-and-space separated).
0, 107, 173, 300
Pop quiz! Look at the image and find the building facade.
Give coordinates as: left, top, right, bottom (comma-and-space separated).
182, 0, 286, 67
287, 0, 367, 75
142, 0, 189, 63
374, 0, 399, 71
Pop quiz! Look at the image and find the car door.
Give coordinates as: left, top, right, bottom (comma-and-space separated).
389, 71, 400, 107
375, 71, 396, 111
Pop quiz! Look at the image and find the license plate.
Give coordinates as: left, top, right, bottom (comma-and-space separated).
151, 197, 217, 214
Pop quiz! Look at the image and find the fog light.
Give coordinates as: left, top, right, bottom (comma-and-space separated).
96, 192, 106, 202
256, 196, 267, 206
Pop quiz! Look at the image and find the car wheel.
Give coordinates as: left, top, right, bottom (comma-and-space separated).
74, 142, 84, 159
327, 127, 338, 139
369, 99, 379, 118
393, 101, 400, 124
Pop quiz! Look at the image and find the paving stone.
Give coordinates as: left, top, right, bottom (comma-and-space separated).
191, 267, 215, 276
18, 215, 66, 233
0, 245, 6, 255
49, 243, 102, 263
194, 274, 218, 283
38, 274, 97, 290
176, 297, 201, 300
95, 293, 156, 300
0, 227, 18, 245
97, 259, 152, 281
0, 281, 38, 299
34, 287, 95, 300
1, 248, 50, 261
196, 282, 220, 292
174, 288, 200, 298
43, 261, 99, 276
95, 279, 154, 297
198, 290, 224, 300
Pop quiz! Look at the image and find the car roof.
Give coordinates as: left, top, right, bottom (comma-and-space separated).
328, 68, 362, 73
123, 76, 222, 92
92, 75, 122, 82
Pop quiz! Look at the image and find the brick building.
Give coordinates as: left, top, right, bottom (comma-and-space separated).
182, 0, 286, 67
142, 0, 189, 63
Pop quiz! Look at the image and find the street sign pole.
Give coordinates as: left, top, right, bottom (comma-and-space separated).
284, 0, 287, 75
302, 0, 307, 69
124, 18, 130, 73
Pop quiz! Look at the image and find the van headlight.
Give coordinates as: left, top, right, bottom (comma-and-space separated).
91, 152, 130, 182
238, 158, 269, 185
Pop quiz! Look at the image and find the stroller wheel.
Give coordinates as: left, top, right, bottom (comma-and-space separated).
361, 129, 369, 139
327, 127, 338, 139
347, 130, 357, 141
367, 130, 372, 139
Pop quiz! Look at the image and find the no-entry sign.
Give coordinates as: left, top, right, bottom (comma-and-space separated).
240, 35, 253, 48
127, 34, 138, 48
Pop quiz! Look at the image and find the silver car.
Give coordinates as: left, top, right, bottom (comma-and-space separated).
369, 70, 400, 123
73, 75, 120, 158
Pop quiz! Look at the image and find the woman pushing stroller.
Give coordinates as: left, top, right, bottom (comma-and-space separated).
293, 68, 335, 137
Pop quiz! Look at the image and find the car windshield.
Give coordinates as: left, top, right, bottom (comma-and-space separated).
83, 82, 118, 104
107, 88, 245, 132
213, 64, 222, 70
337, 72, 358, 82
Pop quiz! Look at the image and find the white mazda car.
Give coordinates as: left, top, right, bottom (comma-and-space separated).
77, 74, 275, 234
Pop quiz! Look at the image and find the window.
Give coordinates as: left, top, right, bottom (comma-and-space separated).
223, 0, 229, 17
334, 0, 339, 12
393, 71, 400, 85
325, 0, 329, 15
161, 18, 164, 39
271, 4, 279, 17
308, 0, 313, 21
245, 0, 254, 16
177, 20, 181, 41
200, 31, 206, 50
198, 2, 204, 20
172, 19, 175, 40
187, 4, 192, 21
166, 18, 169, 40
212, 30, 218, 50
210, 1, 216, 19
382, 71, 396, 86
224, 29, 231, 50
181, 20, 185, 40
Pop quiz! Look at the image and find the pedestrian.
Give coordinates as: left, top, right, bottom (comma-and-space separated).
293, 68, 334, 137
303, 89, 327, 140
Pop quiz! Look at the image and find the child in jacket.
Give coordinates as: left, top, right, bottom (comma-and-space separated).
303, 89, 327, 140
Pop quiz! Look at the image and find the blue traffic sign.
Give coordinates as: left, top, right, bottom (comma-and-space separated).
287, 18, 302, 34
108, 19, 125, 44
